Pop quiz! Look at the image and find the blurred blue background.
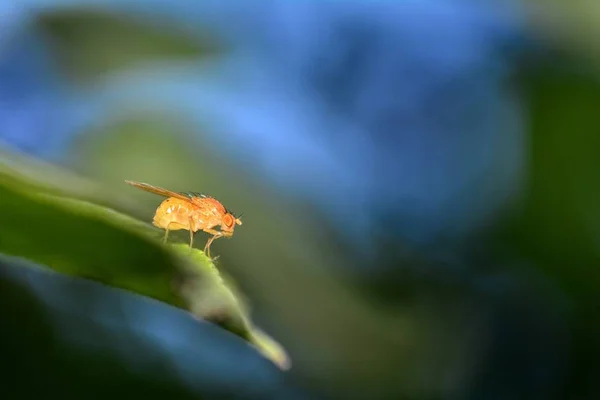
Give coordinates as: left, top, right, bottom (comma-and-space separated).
2, 0, 600, 399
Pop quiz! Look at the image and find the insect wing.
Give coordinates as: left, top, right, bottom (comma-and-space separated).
125, 180, 193, 203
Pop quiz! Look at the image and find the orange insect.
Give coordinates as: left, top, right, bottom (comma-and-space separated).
125, 180, 242, 258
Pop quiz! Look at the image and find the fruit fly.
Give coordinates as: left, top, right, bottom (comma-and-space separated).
125, 180, 242, 258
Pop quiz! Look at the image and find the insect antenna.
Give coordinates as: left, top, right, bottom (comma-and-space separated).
226, 208, 241, 218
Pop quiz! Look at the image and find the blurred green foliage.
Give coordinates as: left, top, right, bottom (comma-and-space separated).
37, 9, 222, 83
492, 64, 600, 398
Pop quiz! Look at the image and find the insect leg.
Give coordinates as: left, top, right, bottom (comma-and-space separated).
163, 222, 172, 243
204, 235, 215, 258
203, 230, 224, 258
188, 217, 195, 249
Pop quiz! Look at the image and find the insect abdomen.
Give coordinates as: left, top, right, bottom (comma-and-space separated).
153, 198, 199, 231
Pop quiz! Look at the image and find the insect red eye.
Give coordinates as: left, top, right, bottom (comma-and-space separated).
223, 214, 234, 228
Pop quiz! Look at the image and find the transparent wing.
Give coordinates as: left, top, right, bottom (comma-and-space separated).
125, 180, 193, 203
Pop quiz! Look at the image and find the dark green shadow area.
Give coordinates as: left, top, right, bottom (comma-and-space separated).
0, 255, 300, 399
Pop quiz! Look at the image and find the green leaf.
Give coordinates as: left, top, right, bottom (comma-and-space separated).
0, 149, 290, 370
